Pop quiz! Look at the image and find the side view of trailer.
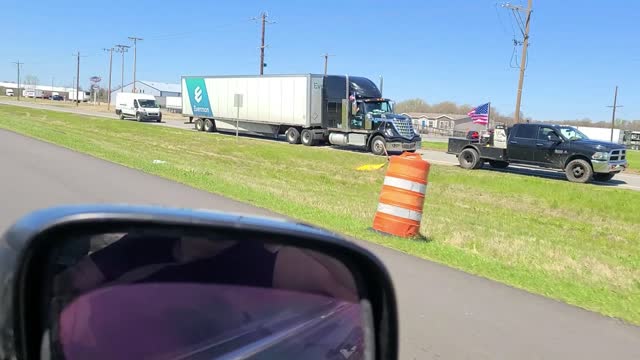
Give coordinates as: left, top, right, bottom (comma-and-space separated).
181, 74, 421, 155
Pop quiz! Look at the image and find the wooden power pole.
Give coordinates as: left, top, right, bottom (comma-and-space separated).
128, 36, 143, 92
322, 53, 334, 75
503, 0, 532, 123
74, 52, 80, 107
607, 86, 623, 142
104, 48, 114, 110
253, 12, 274, 75
12, 61, 23, 101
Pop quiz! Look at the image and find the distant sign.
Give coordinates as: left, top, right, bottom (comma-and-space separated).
234, 94, 243, 108
90, 76, 102, 84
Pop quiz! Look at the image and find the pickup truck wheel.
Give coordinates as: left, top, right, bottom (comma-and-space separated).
204, 119, 215, 132
488, 160, 509, 169
195, 118, 204, 131
370, 136, 386, 156
565, 159, 593, 183
301, 129, 316, 146
459, 148, 481, 169
593, 173, 615, 182
286, 127, 301, 144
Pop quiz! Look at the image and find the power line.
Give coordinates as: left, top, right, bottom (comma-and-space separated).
11, 61, 23, 101
128, 37, 143, 92
252, 12, 275, 75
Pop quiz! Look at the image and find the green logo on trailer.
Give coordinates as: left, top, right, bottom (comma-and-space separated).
185, 78, 213, 117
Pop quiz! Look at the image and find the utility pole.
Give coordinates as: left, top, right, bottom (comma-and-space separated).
253, 12, 275, 75
115, 44, 130, 92
607, 86, 623, 142
322, 53, 334, 75
502, 0, 532, 123
51, 77, 54, 101
103, 48, 114, 109
12, 61, 23, 101
128, 36, 143, 92
74, 52, 80, 107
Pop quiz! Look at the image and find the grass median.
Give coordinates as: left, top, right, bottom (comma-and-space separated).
1, 104, 639, 324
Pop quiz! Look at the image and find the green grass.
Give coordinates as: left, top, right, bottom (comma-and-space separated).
1, 104, 640, 324
421, 140, 448, 152
627, 150, 640, 171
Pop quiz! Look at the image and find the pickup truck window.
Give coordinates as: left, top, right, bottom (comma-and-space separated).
537, 127, 557, 140
514, 125, 537, 139
559, 127, 589, 141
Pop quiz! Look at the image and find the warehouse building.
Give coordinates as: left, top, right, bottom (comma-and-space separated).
110, 80, 181, 109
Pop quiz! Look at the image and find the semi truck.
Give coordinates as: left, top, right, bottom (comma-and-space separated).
181, 74, 421, 155
448, 123, 627, 183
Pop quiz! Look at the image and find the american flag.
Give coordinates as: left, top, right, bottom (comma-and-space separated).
468, 103, 490, 125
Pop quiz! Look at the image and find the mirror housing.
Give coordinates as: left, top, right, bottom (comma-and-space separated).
0, 205, 398, 360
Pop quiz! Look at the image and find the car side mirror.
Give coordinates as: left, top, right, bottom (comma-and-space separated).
0, 205, 398, 360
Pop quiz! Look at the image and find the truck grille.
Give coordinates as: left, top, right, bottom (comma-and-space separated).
610, 149, 626, 161
392, 118, 415, 139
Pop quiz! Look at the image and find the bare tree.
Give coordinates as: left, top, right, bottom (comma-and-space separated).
24, 75, 39, 86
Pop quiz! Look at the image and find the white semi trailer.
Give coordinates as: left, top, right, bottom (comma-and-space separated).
181, 74, 421, 155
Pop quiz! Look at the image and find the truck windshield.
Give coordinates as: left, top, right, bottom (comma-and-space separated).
363, 101, 392, 114
138, 99, 157, 108
559, 127, 589, 141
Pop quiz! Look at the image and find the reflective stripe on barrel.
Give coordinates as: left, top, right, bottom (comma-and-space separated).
383, 176, 427, 194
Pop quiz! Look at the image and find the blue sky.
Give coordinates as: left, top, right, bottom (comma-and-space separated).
1, 0, 638, 121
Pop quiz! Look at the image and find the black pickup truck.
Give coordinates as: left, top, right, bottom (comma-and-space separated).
447, 123, 628, 183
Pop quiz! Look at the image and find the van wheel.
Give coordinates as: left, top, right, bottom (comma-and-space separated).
136, 113, 143, 122
119, 113, 125, 120
459, 148, 481, 169
565, 159, 593, 183
301, 129, 316, 146
592, 173, 615, 182
286, 127, 301, 144
195, 118, 204, 131
204, 119, 215, 132
370, 136, 386, 156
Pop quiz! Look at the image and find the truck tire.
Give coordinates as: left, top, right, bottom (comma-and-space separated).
119, 113, 125, 120
286, 127, 301, 144
136, 113, 143, 122
488, 160, 509, 169
592, 173, 615, 182
565, 159, 593, 183
370, 136, 386, 156
459, 148, 481, 169
301, 129, 316, 146
195, 118, 204, 131
204, 119, 215, 132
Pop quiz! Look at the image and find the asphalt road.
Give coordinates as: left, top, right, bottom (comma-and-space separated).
1, 129, 639, 359
3, 98, 639, 192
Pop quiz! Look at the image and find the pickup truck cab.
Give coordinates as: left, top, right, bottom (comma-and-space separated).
448, 123, 628, 183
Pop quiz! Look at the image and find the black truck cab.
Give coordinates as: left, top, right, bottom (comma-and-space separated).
448, 123, 628, 183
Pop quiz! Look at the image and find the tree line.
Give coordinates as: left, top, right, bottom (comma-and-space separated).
396, 98, 640, 130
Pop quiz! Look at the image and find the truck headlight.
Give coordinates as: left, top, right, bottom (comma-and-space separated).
592, 152, 609, 160
384, 128, 395, 137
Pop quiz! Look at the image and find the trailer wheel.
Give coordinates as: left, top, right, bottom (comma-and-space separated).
286, 127, 301, 144
195, 118, 204, 131
301, 129, 317, 146
488, 160, 509, 169
370, 136, 386, 156
459, 148, 481, 169
565, 159, 593, 183
204, 119, 215, 132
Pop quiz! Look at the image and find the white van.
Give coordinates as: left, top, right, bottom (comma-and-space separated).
115, 93, 162, 122
5, 89, 14, 96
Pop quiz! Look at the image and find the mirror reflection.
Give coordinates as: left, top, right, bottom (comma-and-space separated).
45, 229, 366, 360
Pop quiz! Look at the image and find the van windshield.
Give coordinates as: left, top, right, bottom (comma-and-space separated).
138, 99, 157, 108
